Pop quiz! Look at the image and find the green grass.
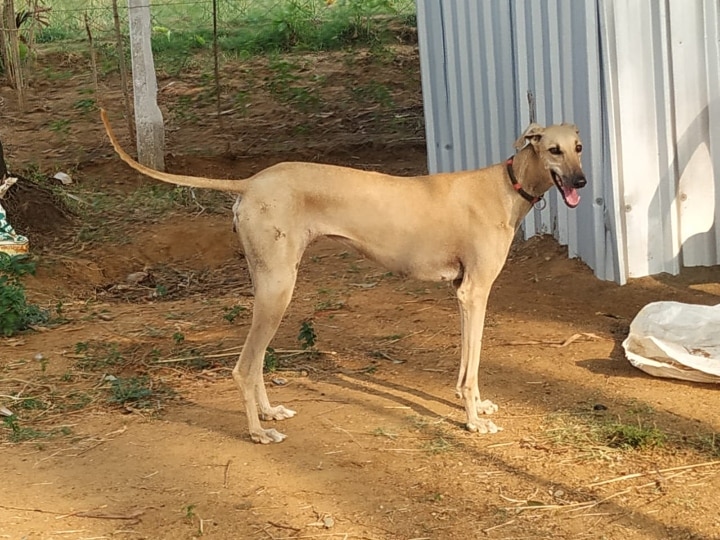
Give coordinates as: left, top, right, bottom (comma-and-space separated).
35, 0, 415, 58
0, 254, 50, 337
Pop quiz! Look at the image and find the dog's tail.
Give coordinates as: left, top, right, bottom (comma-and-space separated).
101, 109, 248, 194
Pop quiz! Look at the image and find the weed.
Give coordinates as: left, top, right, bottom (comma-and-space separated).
2, 415, 47, 442
155, 284, 169, 298
16, 398, 47, 411
298, 319, 317, 350
0, 254, 49, 337
264, 347, 279, 373
184, 504, 196, 521
351, 80, 394, 108
544, 413, 665, 453
172, 331, 185, 345
48, 119, 71, 135
37, 355, 48, 373
692, 433, 720, 457
372, 427, 398, 440
223, 305, 245, 323
75, 341, 124, 370
425, 436, 453, 454
73, 98, 96, 114
107, 376, 156, 408
315, 299, 345, 311
604, 422, 665, 450
61, 391, 92, 412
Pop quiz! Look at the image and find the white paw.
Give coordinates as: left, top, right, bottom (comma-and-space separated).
466, 418, 502, 434
260, 405, 296, 421
250, 428, 287, 444
476, 399, 498, 415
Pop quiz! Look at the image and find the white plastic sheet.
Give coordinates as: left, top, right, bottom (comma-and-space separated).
622, 301, 720, 383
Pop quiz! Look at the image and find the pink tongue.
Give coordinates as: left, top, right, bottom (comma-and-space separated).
563, 187, 580, 207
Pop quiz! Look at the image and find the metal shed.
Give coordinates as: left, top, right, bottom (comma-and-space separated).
416, 0, 720, 284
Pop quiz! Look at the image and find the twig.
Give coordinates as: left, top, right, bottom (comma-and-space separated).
223, 459, 231, 488
267, 521, 301, 532
59, 508, 148, 521
501, 332, 602, 347
587, 460, 720, 488
0, 504, 64, 515
482, 518, 516, 533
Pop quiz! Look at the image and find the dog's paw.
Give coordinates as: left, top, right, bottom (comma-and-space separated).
259, 405, 297, 421
476, 399, 499, 416
250, 428, 287, 444
466, 418, 502, 434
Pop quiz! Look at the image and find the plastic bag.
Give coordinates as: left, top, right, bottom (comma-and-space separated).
622, 301, 720, 383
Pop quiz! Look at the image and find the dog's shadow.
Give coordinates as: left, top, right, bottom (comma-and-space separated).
320, 368, 466, 430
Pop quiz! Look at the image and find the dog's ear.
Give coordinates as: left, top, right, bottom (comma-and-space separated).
561, 122, 580, 135
514, 123, 545, 150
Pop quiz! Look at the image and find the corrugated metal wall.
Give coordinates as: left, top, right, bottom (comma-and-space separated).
417, 0, 720, 284
602, 0, 720, 280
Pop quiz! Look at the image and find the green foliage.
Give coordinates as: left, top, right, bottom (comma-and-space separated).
223, 305, 245, 323
38, 0, 415, 62
0, 254, 48, 337
264, 347, 279, 373
2, 415, 47, 442
74, 341, 124, 370
604, 422, 665, 450
108, 376, 155, 408
298, 319, 317, 349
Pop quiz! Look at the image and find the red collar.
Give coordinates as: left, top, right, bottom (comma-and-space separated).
506, 156, 543, 206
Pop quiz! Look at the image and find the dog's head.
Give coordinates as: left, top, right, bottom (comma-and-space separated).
514, 123, 587, 208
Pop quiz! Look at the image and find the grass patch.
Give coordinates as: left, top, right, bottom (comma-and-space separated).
107, 375, 171, 409
75, 341, 124, 370
544, 412, 667, 455
1, 415, 71, 443
604, 422, 665, 449
0, 254, 50, 337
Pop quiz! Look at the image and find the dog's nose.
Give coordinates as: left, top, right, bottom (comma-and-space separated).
573, 176, 587, 189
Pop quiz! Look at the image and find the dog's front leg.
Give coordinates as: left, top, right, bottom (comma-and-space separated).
455, 277, 500, 434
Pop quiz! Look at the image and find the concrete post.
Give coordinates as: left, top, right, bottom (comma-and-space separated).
127, 0, 165, 170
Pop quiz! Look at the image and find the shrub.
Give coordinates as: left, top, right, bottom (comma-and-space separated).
0, 253, 48, 336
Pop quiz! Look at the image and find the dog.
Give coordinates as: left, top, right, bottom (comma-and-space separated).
101, 109, 587, 443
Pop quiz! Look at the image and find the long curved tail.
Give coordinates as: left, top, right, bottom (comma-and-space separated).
100, 109, 248, 194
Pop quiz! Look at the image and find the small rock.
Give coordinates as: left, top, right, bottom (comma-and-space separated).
593, 403, 608, 411
322, 515, 334, 529
33, 352, 44, 361
53, 172, 73, 185
271, 377, 288, 386
126, 271, 149, 285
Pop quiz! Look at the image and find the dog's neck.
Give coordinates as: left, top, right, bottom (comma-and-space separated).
506, 145, 553, 227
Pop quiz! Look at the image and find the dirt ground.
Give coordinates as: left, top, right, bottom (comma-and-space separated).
2, 44, 720, 540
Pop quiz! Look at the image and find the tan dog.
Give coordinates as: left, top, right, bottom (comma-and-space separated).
101, 109, 587, 443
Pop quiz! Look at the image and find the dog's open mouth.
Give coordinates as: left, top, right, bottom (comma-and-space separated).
552, 171, 581, 208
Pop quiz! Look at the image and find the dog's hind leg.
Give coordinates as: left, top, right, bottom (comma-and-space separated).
232, 262, 299, 444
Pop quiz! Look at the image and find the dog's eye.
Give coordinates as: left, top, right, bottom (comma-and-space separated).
549, 147, 562, 155
576, 144, 583, 153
